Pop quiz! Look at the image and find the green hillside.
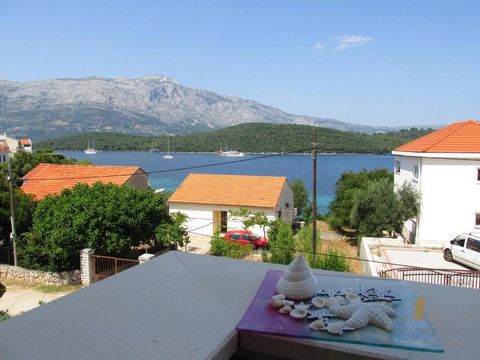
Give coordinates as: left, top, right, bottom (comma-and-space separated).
35, 123, 432, 154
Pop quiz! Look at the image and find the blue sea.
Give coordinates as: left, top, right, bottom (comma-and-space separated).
60, 151, 393, 214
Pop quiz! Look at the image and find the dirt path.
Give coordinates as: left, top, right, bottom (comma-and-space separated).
0, 281, 79, 316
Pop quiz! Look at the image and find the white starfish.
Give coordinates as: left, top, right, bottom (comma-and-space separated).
329, 301, 396, 332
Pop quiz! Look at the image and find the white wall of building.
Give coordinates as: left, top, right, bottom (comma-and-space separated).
394, 155, 480, 245
168, 203, 276, 237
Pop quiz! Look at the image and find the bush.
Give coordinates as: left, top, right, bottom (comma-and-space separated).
209, 233, 252, 259
263, 220, 295, 265
0, 310, 11, 321
295, 223, 322, 266
17, 182, 171, 271
310, 248, 350, 272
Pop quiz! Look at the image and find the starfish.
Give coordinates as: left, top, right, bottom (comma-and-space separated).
328, 301, 396, 332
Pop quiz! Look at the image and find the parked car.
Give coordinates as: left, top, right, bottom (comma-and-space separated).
224, 229, 268, 249
443, 233, 480, 270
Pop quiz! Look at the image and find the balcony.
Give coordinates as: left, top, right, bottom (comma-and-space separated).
0, 251, 479, 359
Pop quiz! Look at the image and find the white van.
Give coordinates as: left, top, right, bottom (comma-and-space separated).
443, 233, 480, 270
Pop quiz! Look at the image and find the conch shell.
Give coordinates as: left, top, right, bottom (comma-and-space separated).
276, 255, 317, 300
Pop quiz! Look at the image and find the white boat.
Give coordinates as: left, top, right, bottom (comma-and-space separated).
84, 140, 97, 155
163, 138, 173, 159
219, 150, 245, 157
216, 142, 245, 157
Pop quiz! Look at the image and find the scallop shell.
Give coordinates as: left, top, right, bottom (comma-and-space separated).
345, 293, 360, 303
279, 305, 292, 314
308, 319, 326, 331
282, 300, 295, 307
324, 322, 344, 335
334, 295, 346, 305
289, 308, 307, 319
311, 297, 326, 308
269, 299, 284, 308
271, 294, 286, 301
276, 255, 317, 300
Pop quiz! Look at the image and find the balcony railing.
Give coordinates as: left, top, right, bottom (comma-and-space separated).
380, 267, 480, 289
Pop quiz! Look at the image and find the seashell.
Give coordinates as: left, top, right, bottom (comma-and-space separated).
334, 295, 346, 305
341, 288, 354, 295
311, 297, 326, 308
308, 319, 326, 331
324, 322, 344, 335
345, 293, 360, 303
294, 302, 312, 311
279, 305, 292, 314
269, 299, 284, 308
343, 308, 370, 330
282, 300, 295, 307
367, 307, 394, 331
271, 294, 286, 301
289, 308, 307, 319
276, 255, 317, 300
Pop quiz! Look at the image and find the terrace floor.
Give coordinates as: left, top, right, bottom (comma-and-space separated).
1, 251, 479, 359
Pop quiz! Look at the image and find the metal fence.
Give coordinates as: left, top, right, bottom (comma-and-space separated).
93, 255, 140, 283
380, 267, 480, 289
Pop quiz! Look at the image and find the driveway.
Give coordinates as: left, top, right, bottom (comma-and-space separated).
179, 233, 211, 255
0, 283, 70, 316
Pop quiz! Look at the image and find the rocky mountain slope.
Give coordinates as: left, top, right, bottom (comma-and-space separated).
0, 76, 388, 140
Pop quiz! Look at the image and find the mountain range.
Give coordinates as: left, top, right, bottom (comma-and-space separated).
1, 75, 407, 140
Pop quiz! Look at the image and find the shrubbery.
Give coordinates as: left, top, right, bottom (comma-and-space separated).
262, 220, 295, 264
209, 233, 252, 259
17, 183, 174, 271
309, 248, 350, 272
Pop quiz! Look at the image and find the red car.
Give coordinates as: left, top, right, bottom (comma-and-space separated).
224, 229, 268, 249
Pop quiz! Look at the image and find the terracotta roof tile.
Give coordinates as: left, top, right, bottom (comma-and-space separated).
168, 173, 287, 208
21, 163, 145, 200
19, 139, 32, 145
394, 120, 480, 153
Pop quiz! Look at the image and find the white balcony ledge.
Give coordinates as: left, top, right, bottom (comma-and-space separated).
1, 251, 479, 359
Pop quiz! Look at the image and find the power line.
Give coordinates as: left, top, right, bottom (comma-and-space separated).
21, 147, 313, 181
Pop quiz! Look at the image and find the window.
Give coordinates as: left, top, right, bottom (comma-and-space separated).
285, 203, 290, 208
230, 234, 241, 240
452, 235, 466, 247
466, 238, 480, 253
476, 213, 480, 227
242, 234, 253, 241
477, 168, 480, 182
413, 165, 419, 180
395, 160, 401, 174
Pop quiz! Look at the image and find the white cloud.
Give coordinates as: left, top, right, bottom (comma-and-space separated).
313, 42, 324, 52
334, 34, 373, 51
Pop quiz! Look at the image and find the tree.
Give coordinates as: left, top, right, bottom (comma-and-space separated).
155, 212, 190, 249
291, 180, 310, 218
349, 178, 420, 237
229, 208, 270, 240
328, 168, 392, 229
17, 183, 172, 271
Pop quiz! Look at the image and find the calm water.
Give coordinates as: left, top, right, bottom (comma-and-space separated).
61, 151, 393, 213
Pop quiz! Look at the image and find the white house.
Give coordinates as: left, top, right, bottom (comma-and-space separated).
167, 173, 295, 237
392, 120, 480, 246
0, 133, 20, 154
0, 139, 9, 163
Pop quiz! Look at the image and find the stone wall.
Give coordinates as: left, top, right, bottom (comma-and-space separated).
0, 264, 81, 286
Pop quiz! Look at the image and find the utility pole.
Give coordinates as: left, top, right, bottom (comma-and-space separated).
311, 128, 318, 257
7, 154, 18, 266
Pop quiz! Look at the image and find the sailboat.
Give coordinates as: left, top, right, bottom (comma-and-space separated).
84, 140, 97, 155
163, 138, 173, 159
149, 139, 159, 153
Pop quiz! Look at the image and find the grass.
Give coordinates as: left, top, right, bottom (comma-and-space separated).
0, 310, 11, 321
35, 284, 82, 294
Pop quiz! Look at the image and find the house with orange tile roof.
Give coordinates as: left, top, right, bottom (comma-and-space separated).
392, 120, 480, 245
167, 173, 295, 236
21, 163, 149, 200
19, 138, 33, 152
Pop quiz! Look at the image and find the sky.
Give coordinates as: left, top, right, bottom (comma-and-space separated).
0, 0, 479, 127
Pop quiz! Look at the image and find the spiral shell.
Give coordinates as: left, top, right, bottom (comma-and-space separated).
276, 255, 317, 300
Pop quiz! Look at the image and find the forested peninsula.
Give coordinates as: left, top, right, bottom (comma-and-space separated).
36, 123, 432, 154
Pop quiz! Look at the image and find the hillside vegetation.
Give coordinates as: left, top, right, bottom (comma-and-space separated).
36, 123, 432, 154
